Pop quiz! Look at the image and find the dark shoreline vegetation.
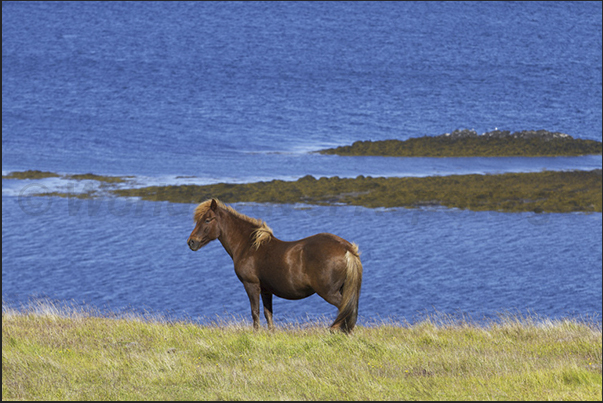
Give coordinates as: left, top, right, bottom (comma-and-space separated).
318, 130, 603, 157
5, 169, 601, 213
2, 170, 132, 183
111, 170, 602, 213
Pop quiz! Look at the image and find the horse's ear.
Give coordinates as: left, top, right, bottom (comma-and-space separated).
210, 199, 218, 211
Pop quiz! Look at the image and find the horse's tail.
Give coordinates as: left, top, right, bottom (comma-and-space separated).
331, 243, 363, 334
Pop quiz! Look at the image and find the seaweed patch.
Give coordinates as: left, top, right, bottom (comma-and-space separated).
318, 130, 603, 157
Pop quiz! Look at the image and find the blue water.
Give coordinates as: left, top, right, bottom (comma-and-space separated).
2, 197, 601, 324
2, 1, 602, 324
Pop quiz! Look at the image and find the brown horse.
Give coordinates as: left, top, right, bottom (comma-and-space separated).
187, 199, 363, 333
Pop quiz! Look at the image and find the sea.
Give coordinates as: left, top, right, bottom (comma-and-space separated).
2, 1, 602, 326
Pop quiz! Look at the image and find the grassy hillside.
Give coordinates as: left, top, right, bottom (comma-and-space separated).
2, 305, 601, 400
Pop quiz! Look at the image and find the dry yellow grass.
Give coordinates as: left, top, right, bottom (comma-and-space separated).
2, 302, 601, 400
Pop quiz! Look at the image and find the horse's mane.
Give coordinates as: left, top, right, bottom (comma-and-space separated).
193, 199, 273, 249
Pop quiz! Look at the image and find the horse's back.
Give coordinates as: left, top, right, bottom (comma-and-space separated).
265, 232, 354, 259
297, 233, 356, 283
251, 232, 354, 297
301, 232, 355, 258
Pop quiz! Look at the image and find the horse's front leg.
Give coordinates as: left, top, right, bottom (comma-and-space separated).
261, 291, 274, 330
242, 282, 261, 330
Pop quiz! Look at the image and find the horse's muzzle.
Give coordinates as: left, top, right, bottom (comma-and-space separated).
188, 238, 201, 251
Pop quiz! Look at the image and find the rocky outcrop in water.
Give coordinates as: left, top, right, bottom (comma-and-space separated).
318, 128, 599, 157
443, 129, 572, 140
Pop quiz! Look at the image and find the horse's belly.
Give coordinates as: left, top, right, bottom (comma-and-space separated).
262, 279, 315, 300
273, 288, 315, 300
257, 269, 315, 299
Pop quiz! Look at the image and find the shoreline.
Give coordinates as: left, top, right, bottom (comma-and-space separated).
3, 169, 602, 213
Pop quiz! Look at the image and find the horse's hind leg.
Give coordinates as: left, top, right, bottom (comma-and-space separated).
261, 291, 274, 330
315, 288, 344, 331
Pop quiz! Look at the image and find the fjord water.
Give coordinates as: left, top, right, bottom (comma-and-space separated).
2, 198, 601, 324
2, 1, 602, 176
2, 2, 602, 323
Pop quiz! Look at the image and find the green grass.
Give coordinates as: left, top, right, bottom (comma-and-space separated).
319, 135, 603, 157
2, 303, 601, 400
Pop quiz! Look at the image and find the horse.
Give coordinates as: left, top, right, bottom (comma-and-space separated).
187, 199, 363, 333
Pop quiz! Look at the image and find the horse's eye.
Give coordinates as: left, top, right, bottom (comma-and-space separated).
205, 219, 211, 223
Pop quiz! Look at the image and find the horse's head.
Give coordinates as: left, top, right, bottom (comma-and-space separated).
188, 199, 221, 251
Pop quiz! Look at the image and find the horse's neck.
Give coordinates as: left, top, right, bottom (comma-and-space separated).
217, 210, 255, 260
